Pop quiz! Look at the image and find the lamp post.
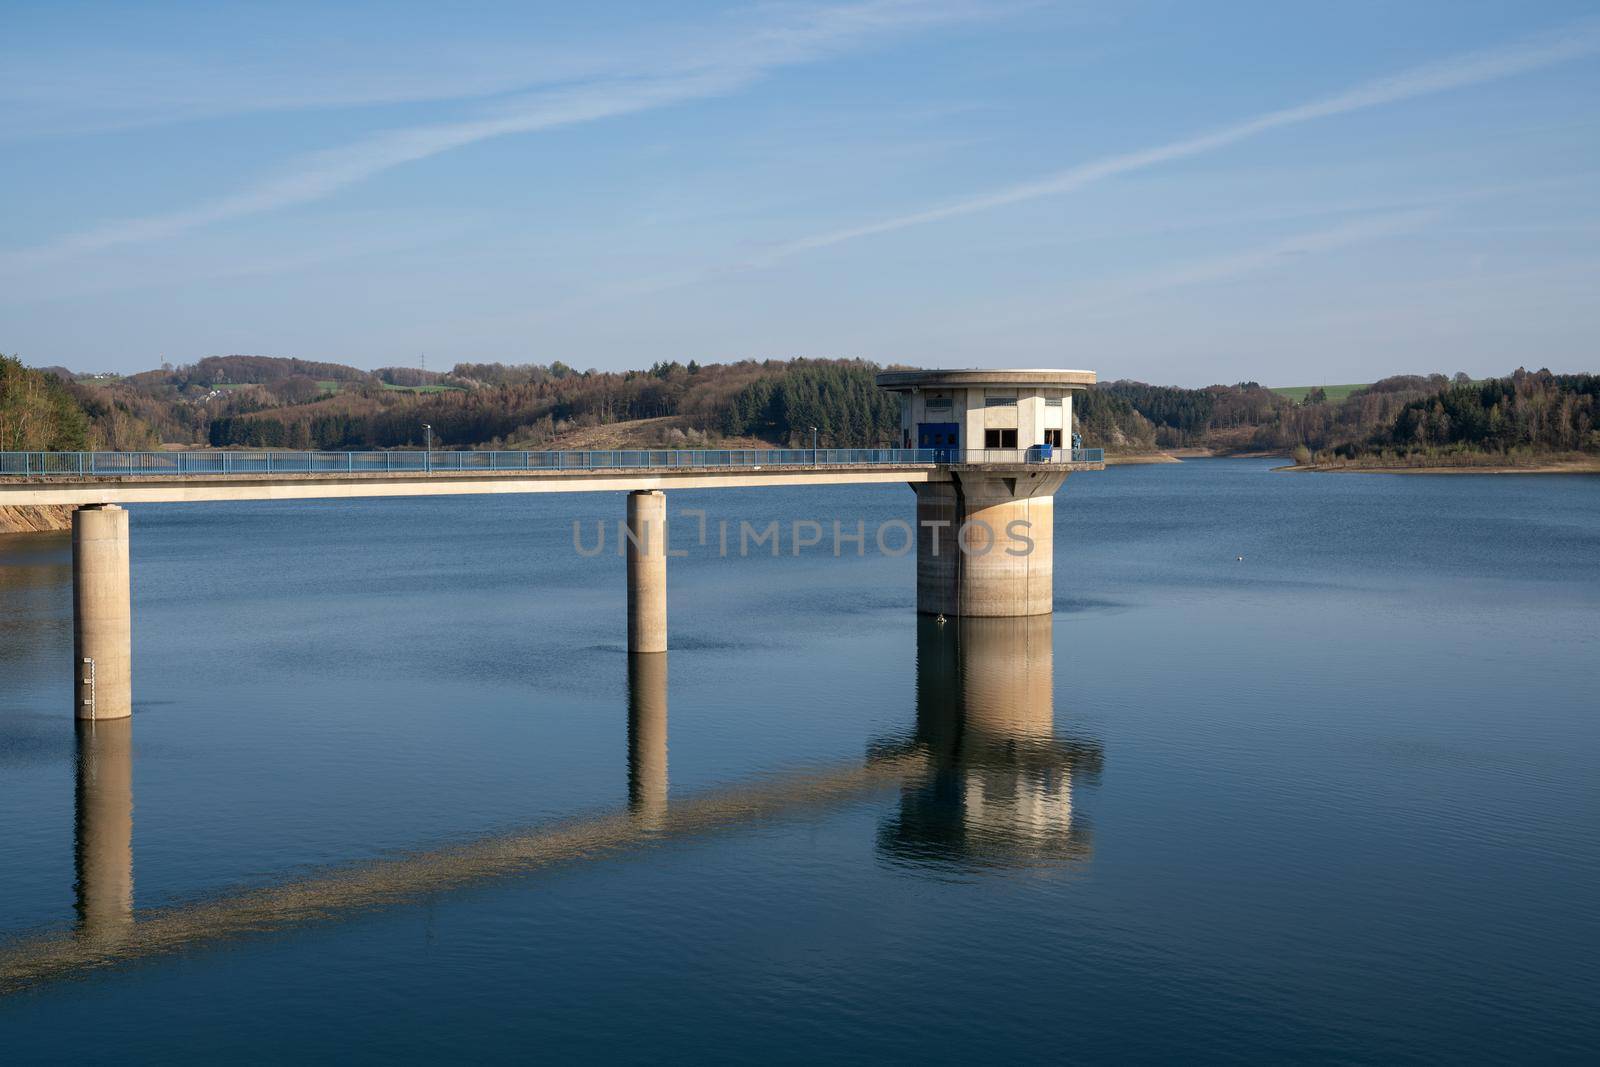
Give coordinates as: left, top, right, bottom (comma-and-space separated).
423, 423, 432, 473
810, 426, 818, 465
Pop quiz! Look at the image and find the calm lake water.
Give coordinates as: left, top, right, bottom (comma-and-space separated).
1, 458, 1597, 1063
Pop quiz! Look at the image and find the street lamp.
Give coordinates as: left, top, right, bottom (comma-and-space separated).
810, 425, 818, 465
423, 423, 432, 472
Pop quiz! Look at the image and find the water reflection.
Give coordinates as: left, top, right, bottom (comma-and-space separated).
878, 617, 1103, 871
2, 617, 1104, 992
627, 653, 669, 828
0, 538, 71, 688
74, 719, 135, 940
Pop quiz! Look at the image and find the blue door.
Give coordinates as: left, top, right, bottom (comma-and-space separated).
918, 422, 960, 463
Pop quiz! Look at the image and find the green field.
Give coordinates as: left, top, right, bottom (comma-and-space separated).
313, 379, 463, 394
1270, 383, 1370, 403
380, 381, 463, 393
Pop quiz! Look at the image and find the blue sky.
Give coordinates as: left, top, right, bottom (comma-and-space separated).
2, 0, 1596, 385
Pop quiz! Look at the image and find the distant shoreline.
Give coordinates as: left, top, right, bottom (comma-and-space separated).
1105, 449, 1289, 465
1277, 458, 1600, 475
1105, 448, 1600, 474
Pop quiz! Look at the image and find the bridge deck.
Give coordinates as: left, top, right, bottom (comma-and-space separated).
0, 463, 939, 505
0, 449, 1103, 506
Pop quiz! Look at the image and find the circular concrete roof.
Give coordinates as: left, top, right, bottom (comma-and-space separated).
875, 368, 1096, 390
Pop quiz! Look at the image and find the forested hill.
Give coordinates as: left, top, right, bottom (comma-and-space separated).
1101, 375, 1460, 452
4, 355, 925, 452
0, 356, 87, 450
1100, 369, 1598, 464
1, 355, 158, 450
1317, 369, 1599, 465
5, 352, 1593, 464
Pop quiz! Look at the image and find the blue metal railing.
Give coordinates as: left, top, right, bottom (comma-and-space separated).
0, 448, 937, 477
0, 446, 1106, 477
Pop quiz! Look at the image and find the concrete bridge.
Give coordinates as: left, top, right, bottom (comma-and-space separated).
0, 368, 1102, 722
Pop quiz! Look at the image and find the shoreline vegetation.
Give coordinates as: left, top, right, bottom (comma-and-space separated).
1280, 453, 1600, 475
4, 355, 1597, 532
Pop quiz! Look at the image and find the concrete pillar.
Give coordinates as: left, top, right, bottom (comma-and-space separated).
75, 718, 134, 939
914, 472, 1064, 617
625, 490, 667, 653
627, 652, 669, 828
73, 504, 132, 720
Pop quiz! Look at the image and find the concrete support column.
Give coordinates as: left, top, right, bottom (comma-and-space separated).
627, 653, 669, 828
625, 490, 667, 654
914, 472, 1063, 617
73, 505, 132, 720
75, 718, 134, 939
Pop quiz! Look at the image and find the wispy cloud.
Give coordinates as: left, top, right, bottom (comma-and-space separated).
0, 1, 1003, 138
1056, 208, 1446, 313
901, 174, 1598, 352
508, 18, 1600, 324
744, 18, 1600, 264
2, 1, 988, 268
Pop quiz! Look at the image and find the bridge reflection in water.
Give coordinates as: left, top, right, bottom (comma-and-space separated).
6, 617, 1101, 993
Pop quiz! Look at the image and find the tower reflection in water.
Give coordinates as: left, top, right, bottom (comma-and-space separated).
74, 718, 134, 940
877, 616, 1103, 871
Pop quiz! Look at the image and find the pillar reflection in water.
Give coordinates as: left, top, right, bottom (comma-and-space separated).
627, 652, 669, 828
878, 615, 1103, 870
74, 718, 134, 939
